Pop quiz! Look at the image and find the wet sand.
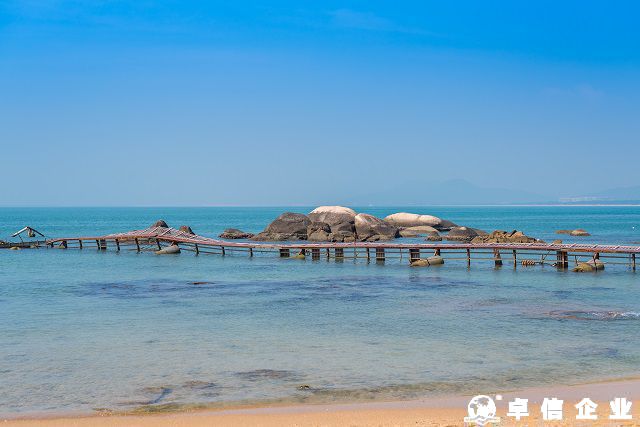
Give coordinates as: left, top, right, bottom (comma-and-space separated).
5, 377, 640, 426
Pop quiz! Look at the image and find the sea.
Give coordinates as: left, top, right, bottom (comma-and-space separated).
1, 206, 639, 417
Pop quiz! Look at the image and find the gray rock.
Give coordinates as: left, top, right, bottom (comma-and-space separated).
328, 221, 357, 242
557, 228, 590, 236
410, 256, 444, 267
436, 219, 458, 231
446, 226, 487, 242
307, 222, 332, 242
355, 213, 399, 242
219, 228, 255, 239
573, 259, 604, 272
252, 212, 310, 241
152, 220, 169, 228
399, 225, 439, 237
426, 231, 442, 241
570, 229, 591, 236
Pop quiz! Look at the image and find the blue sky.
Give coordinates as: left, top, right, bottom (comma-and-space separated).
1, 1, 639, 205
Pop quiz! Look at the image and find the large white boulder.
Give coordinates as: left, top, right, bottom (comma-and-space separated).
308, 206, 357, 225
384, 212, 442, 228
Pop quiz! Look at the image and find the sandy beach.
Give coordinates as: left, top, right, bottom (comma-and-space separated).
6, 377, 640, 426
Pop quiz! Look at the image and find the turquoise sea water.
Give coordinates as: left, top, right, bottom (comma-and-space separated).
1, 206, 639, 417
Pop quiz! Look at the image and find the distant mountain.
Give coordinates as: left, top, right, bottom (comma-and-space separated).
346, 179, 550, 205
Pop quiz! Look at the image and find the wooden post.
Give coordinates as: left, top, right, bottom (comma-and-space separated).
632, 253, 636, 271
195, 244, 200, 255
376, 247, 385, 262
513, 250, 517, 267
78, 239, 83, 249
326, 248, 330, 259
248, 247, 252, 257
466, 249, 471, 267
312, 248, 320, 260
494, 249, 502, 267
135, 238, 140, 252
115, 239, 120, 251
96, 239, 100, 249
556, 251, 568, 269
335, 248, 344, 259
156, 239, 162, 250
366, 247, 370, 260
409, 248, 420, 263
221, 246, 226, 256
280, 248, 290, 258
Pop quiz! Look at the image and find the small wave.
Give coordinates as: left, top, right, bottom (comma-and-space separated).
235, 369, 300, 381
548, 310, 640, 321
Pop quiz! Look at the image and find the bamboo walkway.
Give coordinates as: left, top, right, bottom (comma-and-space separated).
45, 226, 640, 270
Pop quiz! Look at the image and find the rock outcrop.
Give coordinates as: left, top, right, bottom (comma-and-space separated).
354, 213, 398, 241
306, 220, 358, 242
152, 220, 169, 228
471, 230, 542, 244
436, 219, 457, 231
410, 256, 445, 267
384, 212, 442, 228
574, 259, 605, 272
426, 231, 442, 241
329, 221, 357, 242
398, 225, 438, 237
252, 212, 310, 241
307, 222, 332, 242
241, 206, 465, 243
179, 225, 195, 235
570, 229, 590, 236
384, 212, 458, 231
556, 229, 591, 236
155, 244, 180, 254
445, 226, 487, 242
219, 228, 254, 239
308, 206, 357, 226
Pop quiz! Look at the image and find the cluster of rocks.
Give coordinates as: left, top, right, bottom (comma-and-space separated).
214, 206, 591, 244
151, 214, 592, 247
556, 229, 591, 236
470, 230, 544, 244
246, 206, 459, 242
152, 220, 195, 236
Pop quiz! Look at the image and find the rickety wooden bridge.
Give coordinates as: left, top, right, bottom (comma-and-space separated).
44, 226, 640, 271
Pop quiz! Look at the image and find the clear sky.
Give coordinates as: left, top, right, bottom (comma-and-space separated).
1, 1, 639, 206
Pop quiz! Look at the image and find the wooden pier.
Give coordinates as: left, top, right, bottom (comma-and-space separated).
44, 226, 640, 271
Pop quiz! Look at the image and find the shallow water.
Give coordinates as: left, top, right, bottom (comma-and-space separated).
1, 207, 639, 416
